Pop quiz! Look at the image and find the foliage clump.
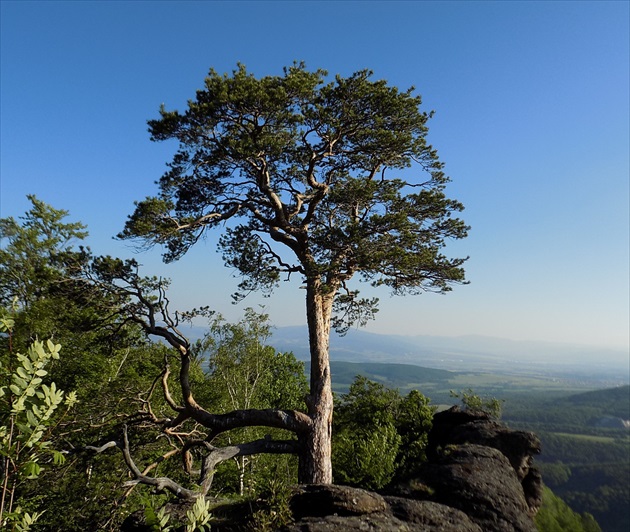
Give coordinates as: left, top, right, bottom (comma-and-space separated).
0, 308, 77, 530
535, 487, 601, 532
450, 387, 504, 418
333, 376, 434, 489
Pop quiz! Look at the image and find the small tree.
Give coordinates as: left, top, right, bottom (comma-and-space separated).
332, 377, 434, 489
332, 377, 402, 489
535, 487, 602, 532
119, 63, 468, 483
0, 195, 88, 310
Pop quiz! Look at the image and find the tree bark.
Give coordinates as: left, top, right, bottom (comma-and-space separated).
299, 280, 335, 484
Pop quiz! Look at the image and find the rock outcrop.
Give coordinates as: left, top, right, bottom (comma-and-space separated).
284, 406, 543, 531
426, 406, 543, 516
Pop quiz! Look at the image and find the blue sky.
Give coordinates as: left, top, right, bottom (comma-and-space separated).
1, 1, 628, 350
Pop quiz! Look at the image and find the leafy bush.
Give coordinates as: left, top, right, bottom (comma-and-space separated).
332, 376, 434, 489
450, 388, 504, 418
535, 487, 601, 532
0, 310, 77, 529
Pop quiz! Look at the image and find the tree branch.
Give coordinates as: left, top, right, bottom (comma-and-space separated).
87, 428, 299, 500
185, 437, 299, 495
85, 440, 120, 454
119, 425, 199, 500
189, 406, 312, 437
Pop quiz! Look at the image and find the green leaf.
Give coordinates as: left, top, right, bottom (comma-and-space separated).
47, 339, 61, 358
29, 342, 45, 361
51, 450, 66, 466
26, 430, 44, 447
22, 461, 41, 479
65, 390, 78, 405
21, 358, 33, 373
0, 316, 15, 331
13, 376, 28, 389
26, 410, 39, 427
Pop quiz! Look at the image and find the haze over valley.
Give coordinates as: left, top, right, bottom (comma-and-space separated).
182, 323, 629, 391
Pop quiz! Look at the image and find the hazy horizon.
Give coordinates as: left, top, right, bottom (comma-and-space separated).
181, 322, 629, 375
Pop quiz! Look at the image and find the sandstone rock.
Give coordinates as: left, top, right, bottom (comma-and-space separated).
281, 513, 411, 531
289, 484, 389, 518
384, 497, 482, 531
285, 407, 544, 531
428, 406, 543, 515
428, 407, 542, 476
417, 444, 537, 532
283, 485, 483, 531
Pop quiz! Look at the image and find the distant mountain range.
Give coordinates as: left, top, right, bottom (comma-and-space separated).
180, 324, 629, 384
268, 326, 629, 382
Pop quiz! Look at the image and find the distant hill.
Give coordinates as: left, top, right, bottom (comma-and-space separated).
180, 323, 629, 386
504, 385, 630, 532
558, 385, 630, 419
330, 361, 453, 393
503, 385, 630, 431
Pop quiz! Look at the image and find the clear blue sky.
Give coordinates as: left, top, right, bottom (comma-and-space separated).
1, 1, 628, 350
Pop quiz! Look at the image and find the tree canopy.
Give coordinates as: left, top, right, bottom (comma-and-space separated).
0, 194, 88, 310
120, 63, 468, 313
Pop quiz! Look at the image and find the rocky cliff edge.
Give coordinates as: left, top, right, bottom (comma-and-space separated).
283, 406, 543, 531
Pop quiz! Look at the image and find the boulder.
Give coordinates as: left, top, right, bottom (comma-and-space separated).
283, 485, 481, 531
428, 406, 543, 515
417, 444, 537, 532
384, 497, 482, 531
289, 484, 389, 518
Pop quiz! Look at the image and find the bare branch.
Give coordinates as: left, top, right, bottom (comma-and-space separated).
184, 437, 299, 495
161, 361, 183, 412
119, 425, 199, 500
164, 204, 242, 232
123, 447, 180, 499
85, 440, 120, 454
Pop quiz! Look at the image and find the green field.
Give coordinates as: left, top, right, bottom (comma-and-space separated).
549, 432, 619, 444
329, 360, 603, 403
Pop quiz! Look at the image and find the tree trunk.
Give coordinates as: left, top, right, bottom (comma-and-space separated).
299, 280, 335, 484
238, 455, 245, 496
